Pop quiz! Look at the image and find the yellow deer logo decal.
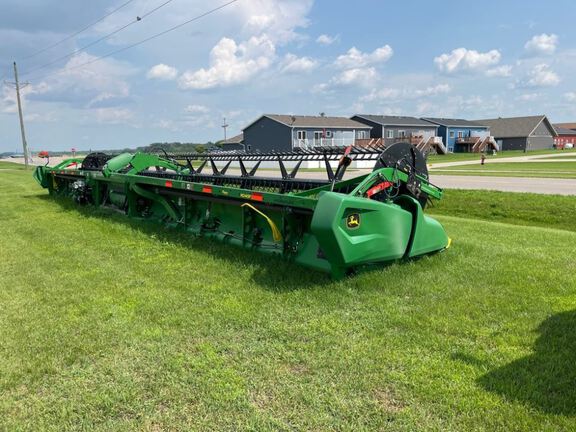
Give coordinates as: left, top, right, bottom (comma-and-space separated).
346, 213, 360, 229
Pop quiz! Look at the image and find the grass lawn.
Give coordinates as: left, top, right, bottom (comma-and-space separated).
430, 161, 576, 179
1, 168, 576, 430
427, 148, 576, 164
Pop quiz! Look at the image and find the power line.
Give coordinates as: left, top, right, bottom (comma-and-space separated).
22, 0, 176, 78
23, 0, 137, 60
27, 0, 241, 82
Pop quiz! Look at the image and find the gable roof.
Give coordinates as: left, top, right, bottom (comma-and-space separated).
474, 115, 557, 138
352, 114, 438, 128
222, 133, 244, 144
553, 122, 576, 130
554, 126, 576, 136
244, 114, 371, 130
421, 117, 488, 128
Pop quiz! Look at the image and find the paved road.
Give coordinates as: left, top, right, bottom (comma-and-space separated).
429, 175, 576, 195
428, 151, 576, 168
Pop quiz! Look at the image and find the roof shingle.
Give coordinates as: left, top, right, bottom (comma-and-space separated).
249, 114, 371, 129
353, 114, 437, 127
474, 115, 555, 138
421, 117, 488, 128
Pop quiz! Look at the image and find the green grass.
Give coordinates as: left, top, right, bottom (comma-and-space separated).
430, 161, 576, 179
1, 169, 576, 430
0, 160, 26, 170
427, 148, 576, 163
428, 189, 576, 232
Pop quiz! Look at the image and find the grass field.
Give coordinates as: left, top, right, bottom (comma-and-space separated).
426, 148, 576, 164
1, 167, 576, 430
430, 161, 576, 179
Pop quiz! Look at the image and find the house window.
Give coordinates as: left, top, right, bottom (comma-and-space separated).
449, 131, 455, 139
398, 130, 406, 138
297, 130, 306, 140
314, 131, 323, 144
457, 131, 463, 138
357, 130, 366, 139
325, 130, 333, 138
247, 145, 252, 151
386, 129, 394, 139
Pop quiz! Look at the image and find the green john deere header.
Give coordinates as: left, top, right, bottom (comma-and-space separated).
33, 142, 450, 278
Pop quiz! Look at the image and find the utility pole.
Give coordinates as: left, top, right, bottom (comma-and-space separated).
221, 117, 229, 142
5, 62, 30, 168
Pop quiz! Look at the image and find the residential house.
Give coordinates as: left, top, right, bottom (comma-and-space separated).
421, 118, 495, 153
553, 122, 576, 131
474, 115, 556, 151
351, 115, 446, 153
221, 133, 244, 151
553, 125, 576, 148
242, 114, 372, 152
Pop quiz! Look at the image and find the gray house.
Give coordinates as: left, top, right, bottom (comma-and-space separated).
474, 115, 556, 151
242, 114, 372, 152
221, 133, 244, 151
351, 115, 438, 144
350, 115, 446, 153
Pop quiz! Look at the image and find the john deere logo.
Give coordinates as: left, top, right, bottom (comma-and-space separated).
346, 213, 360, 229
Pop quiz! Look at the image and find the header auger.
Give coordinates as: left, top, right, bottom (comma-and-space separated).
33, 143, 450, 279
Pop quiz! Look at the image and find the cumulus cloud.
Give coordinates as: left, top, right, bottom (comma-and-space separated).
525, 33, 558, 55
517, 93, 540, 101
14, 52, 135, 110
485, 65, 512, 77
360, 84, 451, 103
516, 63, 560, 87
178, 36, 275, 89
176, 0, 314, 90
147, 64, 178, 80
316, 34, 338, 45
94, 107, 135, 125
281, 53, 318, 73
184, 104, 210, 113
335, 45, 393, 69
434, 48, 501, 73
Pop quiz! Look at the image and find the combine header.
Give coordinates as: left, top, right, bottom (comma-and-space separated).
33, 143, 450, 278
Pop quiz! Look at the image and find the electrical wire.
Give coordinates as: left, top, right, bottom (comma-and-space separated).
23, 0, 176, 77
25, 0, 240, 82
22, 0, 137, 60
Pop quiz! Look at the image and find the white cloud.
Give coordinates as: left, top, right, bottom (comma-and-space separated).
525, 33, 558, 55
485, 65, 513, 77
434, 48, 501, 73
517, 93, 540, 101
147, 64, 178, 80
335, 45, 393, 69
94, 108, 135, 125
5, 53, 134, 111
179, 35, 276, 89
517, 63, 560, 87
316, 34, 338, 45
414, 84, 452, 97
360, 84, 451, 103
281, 53, 318, 73
333, 67, 378, 85
184, 104, 210, 114
564, 92, 576, 102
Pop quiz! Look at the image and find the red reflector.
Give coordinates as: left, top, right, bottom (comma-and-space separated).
366, 181, 393, 198
165, 181, 173, 188
251, 192, 264, 202
202, 186, 213, 194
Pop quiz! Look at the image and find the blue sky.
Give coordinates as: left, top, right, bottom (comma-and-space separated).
2, 0, 576, 152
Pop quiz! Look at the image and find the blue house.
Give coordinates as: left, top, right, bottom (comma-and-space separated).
421, 118, 491, 153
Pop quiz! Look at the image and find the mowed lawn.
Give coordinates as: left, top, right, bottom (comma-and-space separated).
430, 161, 576, 179
1, 164, 576, 431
